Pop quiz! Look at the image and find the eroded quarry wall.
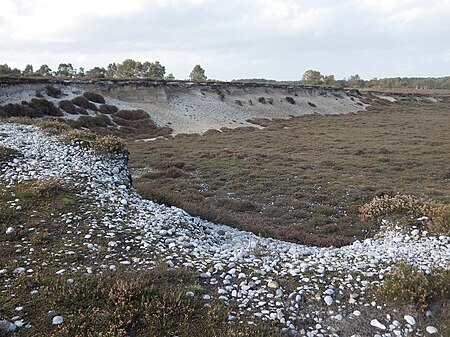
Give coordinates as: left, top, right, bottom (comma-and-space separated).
0, 79, 366, 135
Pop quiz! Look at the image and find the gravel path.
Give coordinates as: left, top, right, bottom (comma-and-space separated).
0, 123, 448, 336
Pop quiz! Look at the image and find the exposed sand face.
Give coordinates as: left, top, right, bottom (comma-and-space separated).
0, 82, 367, 135
97, 84, 367, 135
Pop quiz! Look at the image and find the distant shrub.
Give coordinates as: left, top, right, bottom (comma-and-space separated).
36, 120, 71, 134
29, 98, 63, 116
373, 263, 450, 311
285, 97, 295, 104
115, 109, 149, 120
59, 100, 79, 114
0, 103, 40, 117
76, 115, 112, 128
360, 194, 449, 234
99, 104, 118, 114
92, 135, 127, 156
83, 91, 105, 104
46, 85, 62, 98
72, 96, 98, 111
258, 97, 266, 104
165, 167, 186, 178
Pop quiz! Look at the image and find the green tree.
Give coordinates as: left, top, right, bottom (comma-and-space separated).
56, 63, 75, 77
86, 67, 107, 77
322, 74, 336, 86
116, 59, 142, 77
10, 68, 21, 75
189, 65, 207, 81
23, 64, 34, 75
302, 70, 323, 85
36, 64, 52, 76
347, 74, 364, 88
106, 63, 117, 77
0, 63, 12, 75
77, 67, 85, 77
165, 73, 175, 80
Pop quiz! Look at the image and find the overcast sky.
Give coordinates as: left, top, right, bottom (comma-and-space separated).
1, 0, 449, 80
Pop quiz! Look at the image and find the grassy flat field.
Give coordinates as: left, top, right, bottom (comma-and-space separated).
129, 97, 450, 247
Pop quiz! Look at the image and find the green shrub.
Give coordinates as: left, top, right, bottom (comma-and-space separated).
28, 98, 63, 117
75, 115, 112, 128
99, 104, 119, 114
360, 194, 449, 234
83, 91, 105, 104
36, 120, 71, 134
58, 100, 79, 114
373, 263, 450, 311
72, 96, 98, 111
91, 135, 127, 156
0, 103, 41, 117
46, 85, 62, 98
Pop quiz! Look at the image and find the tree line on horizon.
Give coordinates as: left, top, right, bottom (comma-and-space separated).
0, 60, 448, 89
0, 59, 208, 81
235, 69, 450, 90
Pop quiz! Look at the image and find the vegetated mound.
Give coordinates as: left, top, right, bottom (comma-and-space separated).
83, 91, 105, 104
72, 96, 98, 111
46, 85, 63, 98
99, 104, 119, 114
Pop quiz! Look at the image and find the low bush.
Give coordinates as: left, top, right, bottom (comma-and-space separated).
58, 100, 79, 114
36, 120, 71, 134
29, 98, 63, 117
0, 103, 41, 117
46, 85, 62, 98
115, 109, 149, 120
83, 91, 105, 104
360, 194, 450, 234
91, 135, 127, 156
373, 263, 450, 311
74, 115, 112, 128
99, 104, 119, 114
72, 96, 98, 111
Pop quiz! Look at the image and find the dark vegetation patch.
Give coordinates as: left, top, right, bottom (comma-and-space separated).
28, 98, 63, 117
99, 104, 119, 114
67, 115, 112, 129
371, 263, 450, 336
58, 100, 80, 114
0, 103, 40, 118
83, 91, 105, 104
129, 98, 450, 246
71, 96, 98, 111
46, 85, 62, 98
